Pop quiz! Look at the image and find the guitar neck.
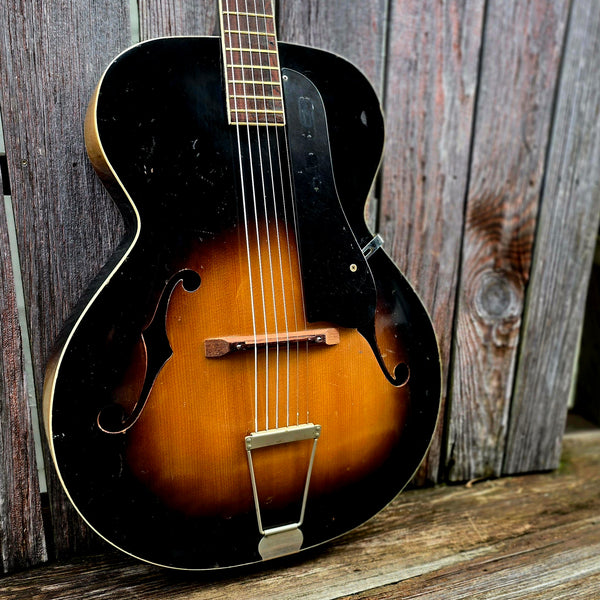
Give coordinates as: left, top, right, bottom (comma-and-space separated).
219, 0, 285, 126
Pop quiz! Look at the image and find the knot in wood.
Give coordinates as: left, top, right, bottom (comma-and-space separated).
474, 271, 520, 322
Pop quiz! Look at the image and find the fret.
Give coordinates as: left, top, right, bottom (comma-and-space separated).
221, 15, 276, 32
222, 11, 271, 18
229, 94, 281, 100
233, 121, 286, 127
227, 78, 281, 86
229, 96, 281, 107
226, 64, 279, 70
223, 29, 275, 37
226, 47, 277, 54
232, 119, 285, 126
228, 96, 282, 106
229, 79, 281, 86
225, 53, 278, 66
228, 94, 283, 105
228, 75, 280, 91
223, 38, 275, 52
231, 108, 284, 114
231, 112, 285, 124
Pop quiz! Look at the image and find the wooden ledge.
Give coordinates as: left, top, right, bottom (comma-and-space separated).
2, 430, 599, 599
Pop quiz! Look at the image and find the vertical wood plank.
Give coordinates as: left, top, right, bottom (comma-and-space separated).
0, 188, 47, 573
504, 0, 600, 473
278, 0, 388, 95
0, 0, 130, 558
379, 0, 485, 483
446, 0, 570, 481
138, 0, 218, 39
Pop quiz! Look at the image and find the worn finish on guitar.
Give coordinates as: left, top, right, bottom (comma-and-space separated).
43, 1, 441, 570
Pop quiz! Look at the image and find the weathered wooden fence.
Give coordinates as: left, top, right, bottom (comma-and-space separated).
0, 0, 599, 576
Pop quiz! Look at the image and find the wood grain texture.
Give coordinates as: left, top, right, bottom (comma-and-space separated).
278, 0, 388, 94
106, 228, 409, 519
0, 189, 47, 573
378, 0, 485, 484
344, 521, 600, 600
138, 0, 218, 39
504, 0, 600, 474
0, 0, 130, 558
1, 430, 598, 599
446, 0, 570, 481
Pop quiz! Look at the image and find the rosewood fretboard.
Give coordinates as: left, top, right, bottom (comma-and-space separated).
219, 0, 285, 126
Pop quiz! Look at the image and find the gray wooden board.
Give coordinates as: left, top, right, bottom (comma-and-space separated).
278, 0, 388, 95
344, 521, 600, 600
0, 0, 131, 558
378, 0, 485, 484
138, 0, 218, 39
504, 0, 600, 474
0, 431, 598, 599
446, 0, 570, 481
0, 187, 47, 573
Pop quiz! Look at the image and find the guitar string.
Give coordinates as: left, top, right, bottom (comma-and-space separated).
274, 135, 302, 427
283, 137, 310, 424
277, 94, 311, 426
273, 0, 309, 428
262, 2, 300, 428
234, 0, 274, 431
254, 0, 292, 429
272, 141, 298, 428
258, 0, 309, 427
224, 0, 260, 432
267, 0, 310, 425
241, 0, 286, 430
227, 0, 307, 430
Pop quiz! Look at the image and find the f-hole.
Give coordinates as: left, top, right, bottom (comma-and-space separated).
97, 269, 201, 434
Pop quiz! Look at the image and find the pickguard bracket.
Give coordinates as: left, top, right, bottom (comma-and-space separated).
362, 233, 384, 259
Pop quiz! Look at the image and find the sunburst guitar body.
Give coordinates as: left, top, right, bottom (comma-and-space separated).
43, 0, 441, 569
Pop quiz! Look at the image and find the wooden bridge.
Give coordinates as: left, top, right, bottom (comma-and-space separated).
1, 0, 599, 597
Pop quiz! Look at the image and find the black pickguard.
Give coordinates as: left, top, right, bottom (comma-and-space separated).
283, 68, 376, 328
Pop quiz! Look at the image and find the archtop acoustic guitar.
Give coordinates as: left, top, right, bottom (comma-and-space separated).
43, 0, 441, 570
